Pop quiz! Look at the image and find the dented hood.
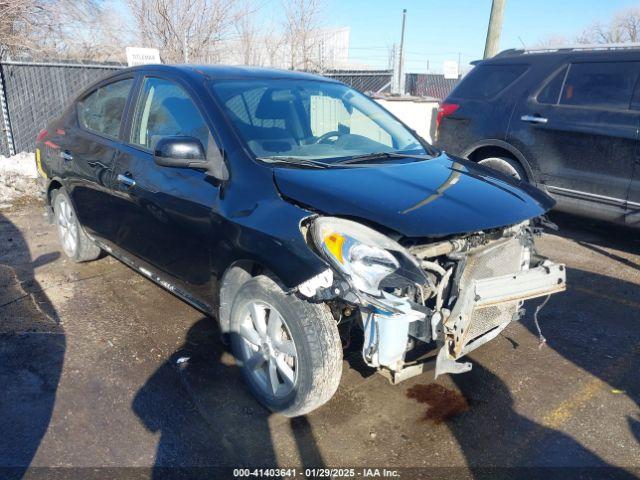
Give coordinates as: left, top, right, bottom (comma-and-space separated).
273, 153, 555, 238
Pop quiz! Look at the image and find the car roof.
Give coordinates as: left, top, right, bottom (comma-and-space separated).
477, 46, 640, 65
121, 64, 340, 83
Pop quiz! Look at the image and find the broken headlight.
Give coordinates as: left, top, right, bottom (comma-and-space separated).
311, 217, 427, 296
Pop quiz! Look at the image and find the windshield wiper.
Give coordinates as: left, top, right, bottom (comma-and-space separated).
334, 151, 435, 165
256, 156, 333, 169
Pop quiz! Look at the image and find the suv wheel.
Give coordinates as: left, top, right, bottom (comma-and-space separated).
230, 275, 342, 417
478, 156, 527, 181
53, 189, 101, 262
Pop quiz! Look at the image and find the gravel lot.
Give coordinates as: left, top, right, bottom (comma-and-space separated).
0, 201, 638, 479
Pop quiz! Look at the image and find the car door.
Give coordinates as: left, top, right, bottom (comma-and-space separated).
625, 88, 640, 227
629, 168, 640, 227
110, 75, 221, 308
63, 75, 135, 242
509, 61, 640, 219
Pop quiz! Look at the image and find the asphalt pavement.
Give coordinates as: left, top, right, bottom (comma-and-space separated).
0, 201, 638, 479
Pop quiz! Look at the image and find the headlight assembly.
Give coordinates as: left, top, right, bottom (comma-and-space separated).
311, 217, 427, 296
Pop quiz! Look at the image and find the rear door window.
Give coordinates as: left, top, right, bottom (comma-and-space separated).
77, 78, 134, 138
560, 62, 640, 109
450, 64, 528, 100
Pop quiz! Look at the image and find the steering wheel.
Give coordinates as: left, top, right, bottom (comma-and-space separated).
314, 131, 342, 144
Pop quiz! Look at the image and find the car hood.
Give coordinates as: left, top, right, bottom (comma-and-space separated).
272, 153, 555, 238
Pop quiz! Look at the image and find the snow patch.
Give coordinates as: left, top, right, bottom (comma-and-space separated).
0, 152, 41, 208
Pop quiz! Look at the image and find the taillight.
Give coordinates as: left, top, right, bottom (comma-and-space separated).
36, 129, 48, 142
436, 102, 460, 128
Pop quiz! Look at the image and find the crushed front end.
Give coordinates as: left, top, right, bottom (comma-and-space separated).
298, 217, 566, 383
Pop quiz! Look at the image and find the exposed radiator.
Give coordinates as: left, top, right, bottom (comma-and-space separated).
458, 237, 527, 344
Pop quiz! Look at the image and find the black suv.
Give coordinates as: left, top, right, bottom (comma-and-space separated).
435, 46, 640, 227
35, 65, 565, 416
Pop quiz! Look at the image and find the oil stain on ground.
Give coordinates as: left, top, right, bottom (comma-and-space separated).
406, 383, 469, 424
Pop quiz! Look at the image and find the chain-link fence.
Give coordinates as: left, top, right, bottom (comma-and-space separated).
0, 61, 124, 155
0, 62, 453, 156
323, 69, 392, 94
406, 73, 460, 100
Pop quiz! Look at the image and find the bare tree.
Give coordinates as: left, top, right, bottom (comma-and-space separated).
41, 1, 132, 62
0, 0, 46, 59
262, 29, 288, 68
619, 9, 640, 42
1, 0, 129, 62
577, 7, 640, 44
127, 0, 247, 63
282, 0, 325, 70
533, 34, 569, 49
234, 1, 266, 65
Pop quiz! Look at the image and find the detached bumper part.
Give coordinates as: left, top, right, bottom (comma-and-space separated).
434, 260, 566, 377
367, 259, 565, 383
435, 346, 472, 377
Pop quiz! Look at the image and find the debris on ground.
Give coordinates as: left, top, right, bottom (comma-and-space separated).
0, 152, 40, 208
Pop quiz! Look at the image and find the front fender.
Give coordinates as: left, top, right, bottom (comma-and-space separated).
213, 198, 327, 291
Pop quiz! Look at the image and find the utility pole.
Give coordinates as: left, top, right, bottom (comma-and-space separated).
397, 8, 407, 94
483, 0, 506, 59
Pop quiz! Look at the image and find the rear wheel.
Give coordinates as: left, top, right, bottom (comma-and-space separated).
230, 275, 342, 417
53, 189, 101, 262
477, 156, 527, 181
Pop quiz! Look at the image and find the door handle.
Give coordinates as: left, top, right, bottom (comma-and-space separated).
60, 150, 73, 161
521, 114, 548, 124
117, 173, 136, 187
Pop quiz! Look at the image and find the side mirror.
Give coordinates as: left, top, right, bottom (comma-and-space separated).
153, 136, 229, 181
153, 136, 207, 169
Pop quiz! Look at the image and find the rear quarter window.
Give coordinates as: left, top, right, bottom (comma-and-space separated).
449, 64, 528, 100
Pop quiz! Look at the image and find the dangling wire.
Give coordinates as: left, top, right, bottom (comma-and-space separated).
533, 295, 551, 349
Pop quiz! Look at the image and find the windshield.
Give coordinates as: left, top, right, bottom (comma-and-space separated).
210, 79, 427, 163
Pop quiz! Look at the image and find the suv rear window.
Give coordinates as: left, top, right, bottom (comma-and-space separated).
450, 64, 527, 100
560, 62, 640, 109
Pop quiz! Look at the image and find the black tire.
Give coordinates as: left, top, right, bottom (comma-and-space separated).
230, 275, 342, 417
477, 156, 528, 181
52, 188, 101, 262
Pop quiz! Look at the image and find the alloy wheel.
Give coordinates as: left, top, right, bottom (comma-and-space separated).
237, 301, 298, 398
56, 197, 78, 257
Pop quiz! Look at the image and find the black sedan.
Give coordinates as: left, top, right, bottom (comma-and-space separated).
36, 65, 565, 416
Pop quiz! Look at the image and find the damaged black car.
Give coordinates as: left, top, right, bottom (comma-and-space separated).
36, 65, 566, 417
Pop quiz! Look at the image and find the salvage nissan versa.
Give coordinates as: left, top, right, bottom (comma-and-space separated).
35, 65, 566, 416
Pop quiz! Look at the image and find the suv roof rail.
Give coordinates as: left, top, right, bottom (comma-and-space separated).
494, 43, 640, 57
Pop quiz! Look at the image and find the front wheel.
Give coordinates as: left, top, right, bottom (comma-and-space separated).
230, 275, 342, 417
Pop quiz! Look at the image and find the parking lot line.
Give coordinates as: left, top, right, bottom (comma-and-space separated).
542, 377, 603, 429
541, 347, 636, 430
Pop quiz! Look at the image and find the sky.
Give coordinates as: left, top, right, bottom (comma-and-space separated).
328, 0, 640, 73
